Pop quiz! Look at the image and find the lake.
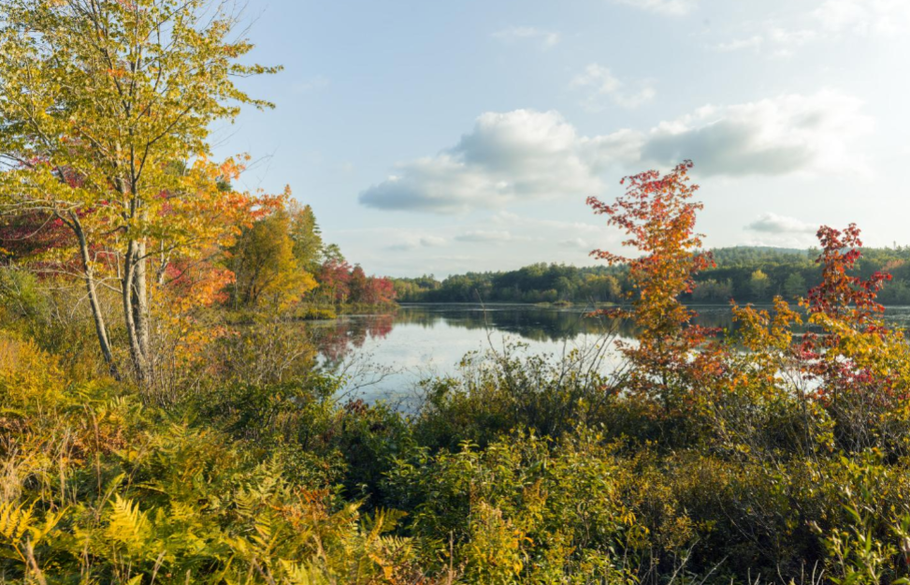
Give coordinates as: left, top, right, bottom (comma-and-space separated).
309, 303, 910, 405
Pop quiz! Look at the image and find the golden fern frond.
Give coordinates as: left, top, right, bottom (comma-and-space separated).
279, 559, 332, 585
105, 495, 151, 548
363, 508, 407, 541
0, 500, 35, 545
378, 534, 413, 553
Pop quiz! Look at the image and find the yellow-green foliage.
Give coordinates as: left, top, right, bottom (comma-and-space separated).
385, 431, 642, 583
0, 330, 443, 584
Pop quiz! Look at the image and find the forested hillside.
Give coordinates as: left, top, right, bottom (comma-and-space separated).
393, 245, 910, 305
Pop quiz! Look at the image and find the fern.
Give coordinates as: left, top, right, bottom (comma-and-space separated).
106, 495, 152, 554
279, 560, 332, 585
0, 500, 34, 545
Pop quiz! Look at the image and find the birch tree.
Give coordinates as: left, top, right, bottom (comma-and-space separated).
0, 0, 279, 382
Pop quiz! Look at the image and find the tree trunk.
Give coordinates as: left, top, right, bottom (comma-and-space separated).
72, 215, 120, 381
132, 238, 151, 369
122, 240, 149, 382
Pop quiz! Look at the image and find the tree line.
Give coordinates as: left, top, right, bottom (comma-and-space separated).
393, 244, 910, 305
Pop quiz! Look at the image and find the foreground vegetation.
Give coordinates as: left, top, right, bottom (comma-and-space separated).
1, 1, 909, 583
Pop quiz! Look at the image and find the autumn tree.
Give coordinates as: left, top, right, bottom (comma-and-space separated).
228, 198, 317, 309
356, 276, 396, 305
0, 0, 279, 381
588, 161, 720, 416
798, 224, 910, 451
317, 259, 352, 304
343, 266, 395, 305
349, 265, 369, 303
749, 269, 770, 299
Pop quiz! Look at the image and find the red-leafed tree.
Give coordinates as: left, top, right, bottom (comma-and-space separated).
805, 224, 891, 328
348, 265, 369, 303
318, 259, 353, 304
0, 212, 75, 264
366, 277, 397, 305
796, 224, 908, 450
588, 161, 721, 415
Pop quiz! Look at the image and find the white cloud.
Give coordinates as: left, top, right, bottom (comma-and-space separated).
455, 230, 515, 243
815, 0, 910, 36
746, 213, 818, 235
582, 129, 647, 167
769, 28, 819, 58
712, 27, 819, 58
360, 110, 613, 213
709, 0, 910, 60
712, 23, 822, 57
610, 0, 697, 16
642, 90, 873, 176
570, 64, 656, 110
492, 26, 560, 49
360, 92, 871, 213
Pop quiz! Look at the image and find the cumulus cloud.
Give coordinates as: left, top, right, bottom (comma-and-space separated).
360, 92, 871, 214
360, 110, 612, 213
491, 26, 560, 49
746, 213, 818, 235
570, 64, 656, 110
610, 0, 697, 16
642, 91, 873, 176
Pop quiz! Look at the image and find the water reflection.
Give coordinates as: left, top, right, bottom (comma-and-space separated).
309, 303, 910, 403
309, 313, 394, 363
389, 304, 625, 342
380, 303, 822, 342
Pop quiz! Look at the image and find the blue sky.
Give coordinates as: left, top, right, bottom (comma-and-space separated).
213, 0, 910, 277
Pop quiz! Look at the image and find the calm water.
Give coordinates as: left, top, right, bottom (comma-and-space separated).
309, 303, 910, 405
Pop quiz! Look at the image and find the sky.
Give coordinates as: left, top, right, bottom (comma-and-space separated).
213, 0, 910, 278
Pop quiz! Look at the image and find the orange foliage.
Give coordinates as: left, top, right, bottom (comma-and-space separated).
588, 161, 722, 414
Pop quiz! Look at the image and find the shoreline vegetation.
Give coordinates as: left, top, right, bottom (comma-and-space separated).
0, 3, 909, 585
390, 244, 910, 306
